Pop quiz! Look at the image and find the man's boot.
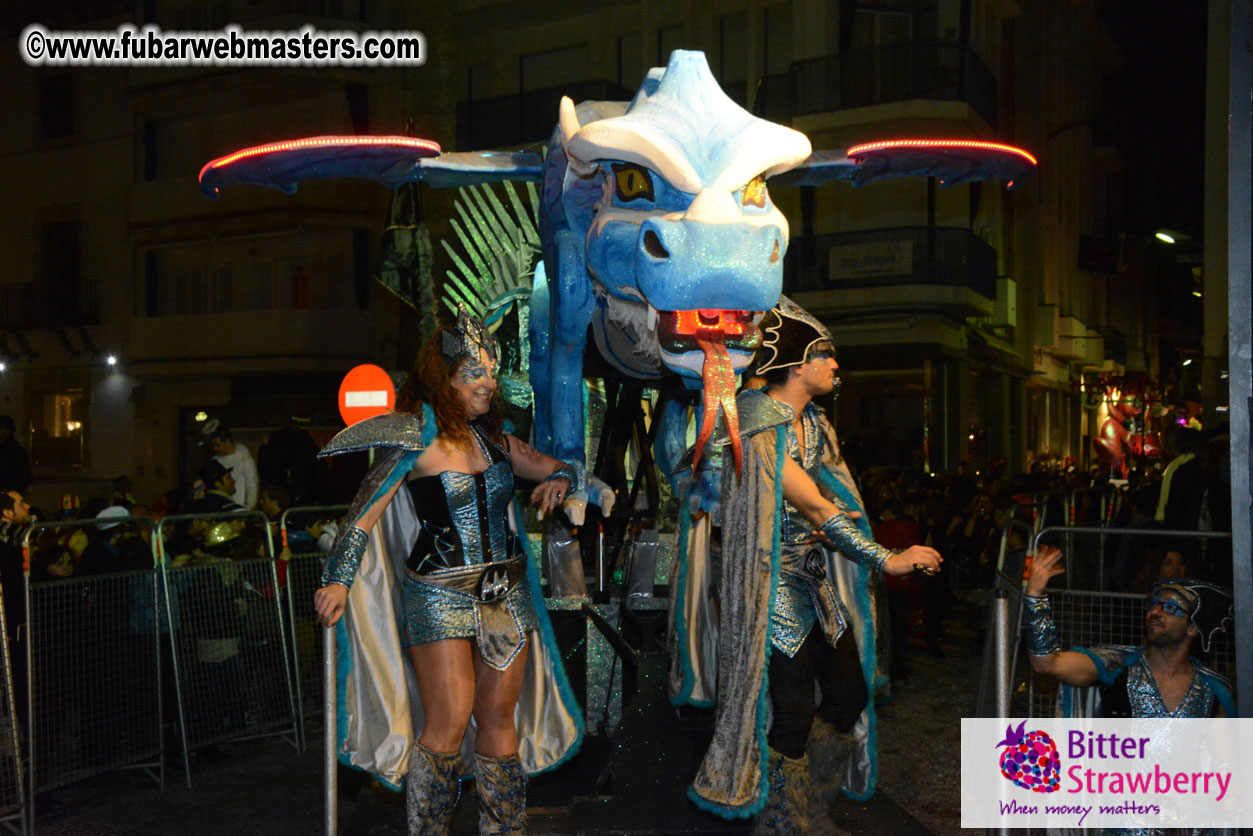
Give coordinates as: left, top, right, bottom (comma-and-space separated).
752, 748, 812, 836
475, 752, 526, 834
406, 742, 461, 836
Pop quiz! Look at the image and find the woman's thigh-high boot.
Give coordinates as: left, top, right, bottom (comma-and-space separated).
475, 752, 526, 834
406, 741, 461, 836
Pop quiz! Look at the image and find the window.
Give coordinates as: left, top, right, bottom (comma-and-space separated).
30, 390, 87, 468
763, 3, 793, 76
719, 12, 748, 85
39, 220, 84, 321
618, 33, 642, 88
143, 231, 357, 316
38, 76, 74, 139
657, 25, 685, 65
520, 44, 587, 92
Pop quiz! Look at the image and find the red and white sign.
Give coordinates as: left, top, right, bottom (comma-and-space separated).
338, 364, 395, 426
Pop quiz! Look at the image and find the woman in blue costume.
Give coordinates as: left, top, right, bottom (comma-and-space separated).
314, 309, 582, 835
1025, 545, 1235, 836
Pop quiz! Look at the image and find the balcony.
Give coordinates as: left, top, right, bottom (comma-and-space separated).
127, 308, 375, 369
0, 281, 99, 329
786, 226, 996, 299
761, 43, 998, 129
456, 80, 635, 150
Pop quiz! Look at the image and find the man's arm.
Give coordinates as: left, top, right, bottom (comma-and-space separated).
242, 449, 260, 510
779, 457, 941, 576
1023, 545, 1100, 686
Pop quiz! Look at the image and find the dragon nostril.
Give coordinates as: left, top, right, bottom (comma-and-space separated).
769, 239, 780, 263
643, 229, 670, 260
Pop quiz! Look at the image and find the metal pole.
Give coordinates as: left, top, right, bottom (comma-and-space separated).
154, 518, 193, 789
1219, 0, 1253, 717
324, 625, 337, 836
0, 562, 26, 836
21, 537, 33, 836
595, 523, 607, 598
993, 587, 1010, 836
993, 588, 1010, 717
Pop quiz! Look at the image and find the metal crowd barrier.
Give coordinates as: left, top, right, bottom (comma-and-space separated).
154, 511, 301, 787
278, 505, 347, 751
20, 514, 162, 836
0, 588, 24, 836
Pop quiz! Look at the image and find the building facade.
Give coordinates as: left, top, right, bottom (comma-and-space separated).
0, 0, 1160, 509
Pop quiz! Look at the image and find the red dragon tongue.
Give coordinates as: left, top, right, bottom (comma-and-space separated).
691, 338, 742, 478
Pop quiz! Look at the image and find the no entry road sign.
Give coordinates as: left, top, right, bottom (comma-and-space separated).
338, 364, 395, 426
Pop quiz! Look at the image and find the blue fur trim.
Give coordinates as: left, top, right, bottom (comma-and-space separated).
514, 497, 584, 775
333, 616, 404, 794
366, 450, 421, 517
686, 784, 758, 820
818, 468, 879, 802
669, 505, 697, 707
1074, 646, 1131, 687
334, 617, 353, 767
1204, 672, 1237, 716
420, 402, 439, 448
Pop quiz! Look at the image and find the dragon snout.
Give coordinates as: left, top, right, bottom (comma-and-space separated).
635, 219, 785, 313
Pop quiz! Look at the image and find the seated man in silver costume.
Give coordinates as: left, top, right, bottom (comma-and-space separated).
314, 309, 582, 835
1025, 545, 1235, 719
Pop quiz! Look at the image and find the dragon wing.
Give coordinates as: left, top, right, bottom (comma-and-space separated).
199, 135, 543, 197
770, 138, 1037, 189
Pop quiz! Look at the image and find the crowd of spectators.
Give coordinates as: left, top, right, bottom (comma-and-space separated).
848, 422, 1233, 685
0, 420, 350, 767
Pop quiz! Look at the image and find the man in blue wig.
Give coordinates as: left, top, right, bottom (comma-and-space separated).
677, 297, 942, 833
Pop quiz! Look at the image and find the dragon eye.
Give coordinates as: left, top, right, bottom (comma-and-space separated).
612, 163, 654, 203
742, 175, 767, 209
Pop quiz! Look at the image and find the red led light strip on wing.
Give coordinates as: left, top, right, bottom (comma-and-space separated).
198, 135, 442, 182
847, 138, 1037, 167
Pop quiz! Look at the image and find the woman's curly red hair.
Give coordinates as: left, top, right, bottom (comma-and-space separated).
395, 327, 503, 448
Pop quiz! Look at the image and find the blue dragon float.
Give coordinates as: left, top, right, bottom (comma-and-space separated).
200, 49, 1035, 482
200, 49, 1034, 810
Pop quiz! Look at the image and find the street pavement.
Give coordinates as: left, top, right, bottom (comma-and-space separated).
32, 726, 935, 836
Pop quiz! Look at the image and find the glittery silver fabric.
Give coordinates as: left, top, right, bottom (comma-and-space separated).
690, 428, 782, 815
1085, 646, 1224, 718
779, 405, 825, 545
1023, 594, 1061, 656
818, 514, 891, 572
476, 752, 527, 835
319, 412, 430, 457
321, 525, 369, 589
542, 464, 579, 495
771, 546, 849, 658
401, 563, 539, 670
406, 741, 461, 836
430, 460, 513, 568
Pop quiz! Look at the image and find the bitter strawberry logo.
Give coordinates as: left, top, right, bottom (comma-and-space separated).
996, 721, 1060, 793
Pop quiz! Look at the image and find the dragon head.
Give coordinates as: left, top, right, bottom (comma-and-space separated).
561, 50, 812, 470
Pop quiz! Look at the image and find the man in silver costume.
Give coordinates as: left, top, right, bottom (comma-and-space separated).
680, 297, 942, 833
1025, 546, 1235, 836
314, 308, 584, 835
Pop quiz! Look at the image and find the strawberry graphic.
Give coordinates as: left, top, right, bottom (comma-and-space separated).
995, 720, 1060, 793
